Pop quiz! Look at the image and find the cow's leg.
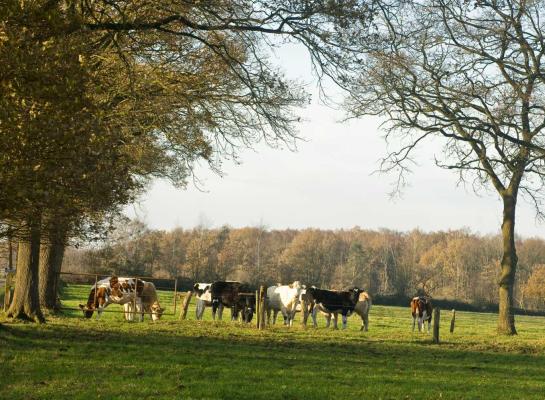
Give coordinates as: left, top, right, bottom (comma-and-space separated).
196, 300, 203, 320
332, 313, 339, 330
412, 314, 416, 332
266, 305, 271, 325
97, 305, 106, 320
311, 306, 319, 328
123, 303, 130, 321
325, 313, 331, 328
288, 309, 295, 327
272, 310, 279, 325
137, 299, 144, 322
281, 307, 289, 325
342, 313, 348, 330
362, 312, 369, 332
218, 303, 224, 320
212, 300, 218, 320
124, 303, 134, 322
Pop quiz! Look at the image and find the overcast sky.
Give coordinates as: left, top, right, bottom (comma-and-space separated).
125, 44, 545, 239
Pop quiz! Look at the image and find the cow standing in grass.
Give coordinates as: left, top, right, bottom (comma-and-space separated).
124, 281, 163, 322
79, 276, 162, 322
411, 296, 432, 332
306, 287, 366, 330
210, 281, 255, 323
266, 281, 303, 327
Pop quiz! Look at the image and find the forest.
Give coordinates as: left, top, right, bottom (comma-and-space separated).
29, 219, 545, 312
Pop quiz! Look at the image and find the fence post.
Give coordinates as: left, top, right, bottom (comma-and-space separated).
433, 307, 440, 344
258, 285, 266, 330
179, 291, 192, 320
255, 290, 260, 328
450, 309, 456, 333
300, 298, 307, 327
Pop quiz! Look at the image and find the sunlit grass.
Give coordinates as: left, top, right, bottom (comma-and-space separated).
1, 283, 544, 399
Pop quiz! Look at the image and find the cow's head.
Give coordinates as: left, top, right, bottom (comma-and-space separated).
150, 303, 164, 321
290, 281, 302, 289
79, 303, 95, 318
349, 287, 363, 303
193, 283, 210, 297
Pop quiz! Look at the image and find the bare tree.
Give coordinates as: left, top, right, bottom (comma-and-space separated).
345, 0, 545, 334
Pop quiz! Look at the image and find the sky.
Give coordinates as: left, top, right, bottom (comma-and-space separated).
125, 44, 545, 239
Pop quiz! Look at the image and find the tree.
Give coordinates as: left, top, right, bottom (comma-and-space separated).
2, 0, 375, 320
345, 0, 545, 334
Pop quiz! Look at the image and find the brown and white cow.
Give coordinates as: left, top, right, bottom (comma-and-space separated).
79, 276, 162, 322
124, 281, 163, 321
411, 296, 432, 332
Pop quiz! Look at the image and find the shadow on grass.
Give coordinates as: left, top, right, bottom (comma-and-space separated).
1, 318, 545, 400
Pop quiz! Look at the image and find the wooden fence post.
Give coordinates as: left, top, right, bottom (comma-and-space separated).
450, 309, 456, 333
433, 307, 440, 344
179, 291, 192, 320
300, 298, 307, 327
255, 290, 260, 329
259, 285, 266, 330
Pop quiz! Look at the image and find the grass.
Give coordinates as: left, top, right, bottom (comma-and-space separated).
1, 283, 545, 399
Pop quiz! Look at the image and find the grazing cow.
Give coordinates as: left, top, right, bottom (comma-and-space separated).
79, 276, 152, 321
266, 281, 303, 326
411, 296, 432, 332
193, 283, 214, 320
210, 281, 255, 323
123, 282, 162, 322
306, 286, 363, 329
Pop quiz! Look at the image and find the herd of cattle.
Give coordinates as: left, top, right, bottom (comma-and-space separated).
79, 277, 433, 332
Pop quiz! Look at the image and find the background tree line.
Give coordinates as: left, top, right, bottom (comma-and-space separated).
14, 219, 542, 311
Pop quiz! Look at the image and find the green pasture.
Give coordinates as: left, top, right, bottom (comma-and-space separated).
1, 283, 545, 399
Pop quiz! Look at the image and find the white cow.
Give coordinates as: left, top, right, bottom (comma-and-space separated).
265, 281, 303, 327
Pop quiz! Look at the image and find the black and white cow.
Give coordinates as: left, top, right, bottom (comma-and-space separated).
306, 286, 364, 329
193, 283, 214, 320
210, 281, 255, 323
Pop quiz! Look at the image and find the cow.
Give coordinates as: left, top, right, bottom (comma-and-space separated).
306, 286, 364, 329
210, 281, 255, 323
122, 284, 163, 321
124, 281, 163, 322
193, 283, 216, 320
265, 281, 303, 327
79, 276, 160, 322
411, 296, 432, 332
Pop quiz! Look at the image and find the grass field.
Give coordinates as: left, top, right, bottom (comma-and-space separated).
1, 283, 545, 399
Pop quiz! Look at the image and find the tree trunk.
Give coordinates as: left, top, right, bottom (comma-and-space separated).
498, 194, 517, 335
39, 228, 66, 311
7, 222, 45, 323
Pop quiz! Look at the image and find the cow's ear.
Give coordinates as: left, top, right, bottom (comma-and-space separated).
79, 304, 85, 310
